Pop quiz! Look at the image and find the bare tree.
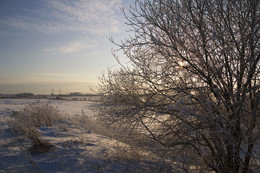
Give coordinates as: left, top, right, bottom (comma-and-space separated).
98, 0, 260, 172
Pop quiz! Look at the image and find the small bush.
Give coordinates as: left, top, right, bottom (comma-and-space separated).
22, 101, 61, 127
8, 102, 61, 152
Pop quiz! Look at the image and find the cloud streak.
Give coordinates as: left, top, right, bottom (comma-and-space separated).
45, 41, 93, 54
0, 0, 123, 35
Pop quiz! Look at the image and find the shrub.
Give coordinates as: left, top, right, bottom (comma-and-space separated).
22, 101, 61, 127
8, 102, 60, 152
99, 0, 260, 172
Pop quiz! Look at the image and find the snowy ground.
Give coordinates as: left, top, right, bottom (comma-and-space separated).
0, 98, 94, 117
0, 98, 171, 173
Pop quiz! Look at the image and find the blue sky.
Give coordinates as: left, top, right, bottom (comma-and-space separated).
0, 0, 134, 94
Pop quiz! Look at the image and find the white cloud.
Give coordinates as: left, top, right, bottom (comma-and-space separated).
45, 41, 93, 54
0, 0, 124, 35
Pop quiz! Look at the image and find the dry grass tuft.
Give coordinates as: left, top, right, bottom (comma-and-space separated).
29, 139, 55, 153
8, 101, 61, 153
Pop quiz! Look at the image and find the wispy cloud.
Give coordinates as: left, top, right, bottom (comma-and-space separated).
0, 0, 123, 35
45, 41, 93, 54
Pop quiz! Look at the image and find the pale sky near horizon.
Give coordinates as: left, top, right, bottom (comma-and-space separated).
0, 0, 134, 94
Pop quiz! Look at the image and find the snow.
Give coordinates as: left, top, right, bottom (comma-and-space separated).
0, 98, 169, 172
0, 99, 94, 116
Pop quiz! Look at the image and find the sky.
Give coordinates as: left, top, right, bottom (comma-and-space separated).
0, 0, 134, 94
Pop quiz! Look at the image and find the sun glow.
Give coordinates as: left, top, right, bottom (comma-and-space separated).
178, 60, 186, 67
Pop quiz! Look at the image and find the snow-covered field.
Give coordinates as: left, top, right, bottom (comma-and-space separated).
0, 98, 94, 117
0, 98, 170, 173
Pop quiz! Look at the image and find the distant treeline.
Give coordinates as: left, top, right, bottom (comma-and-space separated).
0, 92, 99, 99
